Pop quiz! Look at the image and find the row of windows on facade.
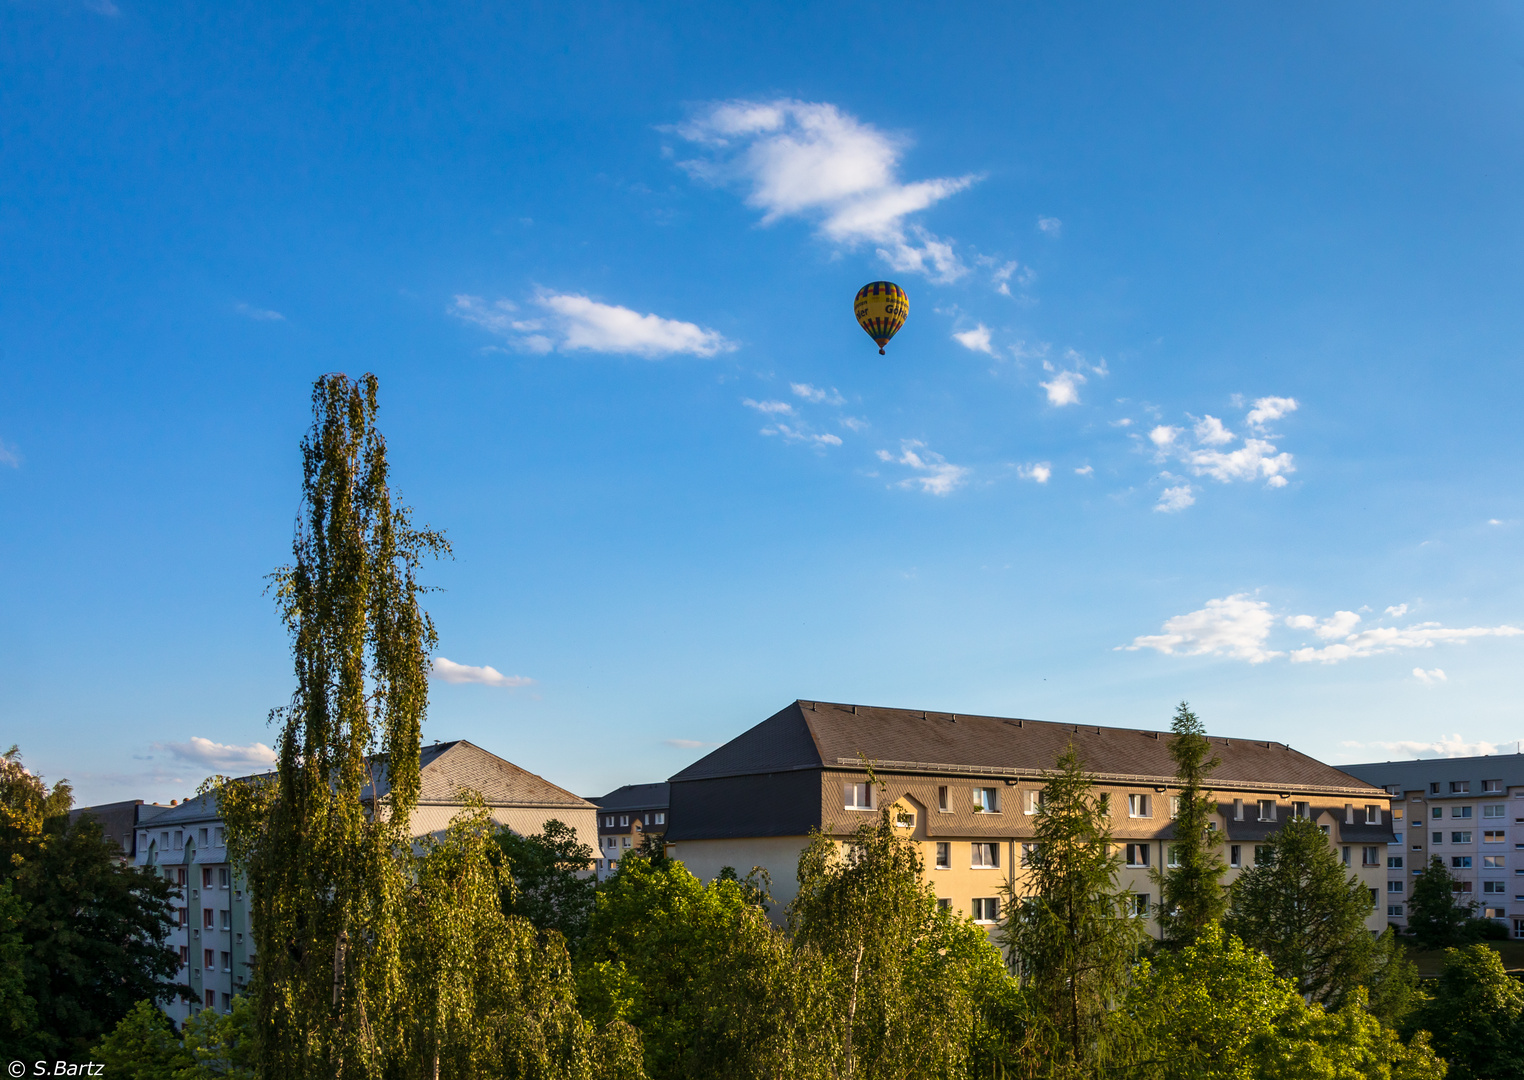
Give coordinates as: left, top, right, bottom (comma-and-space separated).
923, 840, 1385, 871
1418, 804, 1513, 819
601, 812, 665, 829
1382, 780, 1510, 796
141, 826, 225, 851
844, 784, 1384, 825
1384, 853, 1513, 870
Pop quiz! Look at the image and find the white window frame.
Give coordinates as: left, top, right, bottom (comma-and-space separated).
935, 842, 950, 869
1258, 799, 1277, 823
971, 842, 1000, 869
1128, 794, 1152, 819
974, 787, 999, 814
1125, 843, 1150, 868
844, 783, 874, 811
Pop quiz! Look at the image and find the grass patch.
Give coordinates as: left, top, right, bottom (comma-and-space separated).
1401, 938, 1524, 976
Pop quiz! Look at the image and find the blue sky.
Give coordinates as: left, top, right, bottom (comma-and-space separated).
5, 2, 1524, 805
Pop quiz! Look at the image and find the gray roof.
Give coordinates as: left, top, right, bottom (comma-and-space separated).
670, 700, 1385, 797
1340, 753, 1524, 793
414, 740, 593, 809
589, 783, 669, 812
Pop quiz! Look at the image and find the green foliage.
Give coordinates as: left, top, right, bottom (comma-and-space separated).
0, 747, 182, 1061
1224, 816, 1378, 1008
89, 999, 193, 1079
494, 818, 597, 949
179, 997, 258, 1078
1407, 858, 1474, 948
579, 850, 827, 1080
1000, 746, 1144, 1077
1403, 944, 1524, 1080
792, 805, 1024, 1080
1153, 702, 1228, 946
1256, 988, 1447, 1080
1366, 927, 1426, 1030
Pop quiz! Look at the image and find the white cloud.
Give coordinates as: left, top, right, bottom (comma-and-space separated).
1192, 415, 1234, 446
761, 423, 842, 447
234, 302, 285, 321
790, 382, 844, 405
839, 416, 869, 433
0, 439, 19, 468
1155, 484, 1196, 513
1122, 594, 1281, 663
451, 293, 732, 358
1075, 465, 1094, 477
674, 99, 978, 279
1018, 462, 1052, 484
1413, 668, 1447, 685
1148, 425, 1180, 450
159, 737, 277, 771
878, 440, 969, 495
664, 738, 721, 749
743, 398, 794, 415
1342, 733, 1500, 759
1385, 604, 1409, 618
1288, 621, 1523, 663
1246, 396, 1298, 429
430, 657, 534, 687
1489, 519, 1504, 526
1181, 439, 1295, 487
1284, 610, 1361, 640
1040, 370, 1086, 406
1037, 216, 1062, 236
953, 324, 995, 355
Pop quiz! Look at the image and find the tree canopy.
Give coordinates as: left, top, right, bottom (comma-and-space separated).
1153, 702, 1228, 946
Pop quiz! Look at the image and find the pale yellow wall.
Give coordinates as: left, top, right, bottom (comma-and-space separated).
664, 835, 814, 916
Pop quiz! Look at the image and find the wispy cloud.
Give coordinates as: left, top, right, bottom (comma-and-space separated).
430, 657, 534, 687
1286, 618, 1522, 664
953, 324, 995, 355
761, 423, 842, 447
1075, 465, 1094, 477
1412, 668, 1447, 685
234, 302, 285, 322
1017, 462, 1051, 484
1155, 484, 1196, 513
673, 99, 978, 281
877, 440, 969, 496
1341, 734, 1503, 759
743, 398, 795, 416
1121, 594, 1282, 663
664, 738, 722, 749
790, 382, 844, 405
1246, 396, 1298, 429
1143, 396, 1298, 493
451, 292, 732, 358
1037, 216, 1062, 236
158, 737, 277, 771
0, 438, 19, 469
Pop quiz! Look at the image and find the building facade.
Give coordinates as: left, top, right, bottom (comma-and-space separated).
68, 798, 173, 863
589, 782, 668, 877
134, 739, 598, 1021
1340, 754, 1524, 937
666, 701, 1394, 938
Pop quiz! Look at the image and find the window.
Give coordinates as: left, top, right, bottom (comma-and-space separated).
1451, 781, 1471, 794
1388, 904, 1404, 917
1484, 907, 1507, 919
1430, 782, 1441, 794
1020, 843, 1039, 867
972, 842, 1000, 868
1452, 856, 1473, 869
204, 948, 215, 969
1256, 845, 1272, 866
1483, 854, 1506, 869
221, 993, 231, 1012
178, 945, 188, 966
1293, 801, 1310, 819
621, 837, 629, 847
203, 909, 214, 929
1432, 807, 1443, 819
1514, 919, 1524, 940
936, 898, 951, 912
1385, 784, 1403, 796
1453, 806, 1473, 819
1484, 881, 1507, 894
974, 787, 999, 814
214, 827, 224, 846
1369, 888, 1379, 907
605, 816, 614, 828
972, 898, 1000, 923
1388, 856, 1404, 869
177, 868, 186, 887
1363, 847, 1381, 867
1486, 831, 1506, 843
619, 814, 630, 826
1485, 804, 1506, 819
1388, 880, 1404, 893
1365, 805, 1381, 825
1229, 845, 1241, 868
1453, 832, 1473, 844
655, 812, 665, 825
1125, 843, 1150, 867
199, 828, 208, 845
221, 910, 231, 930
1391, 832, 1403, 845
1232, 798, 1244, 821
1024, 789, 1043, 815
205, 989, 215, 1009
844, 784, 873, 811
1321, 824, 1332, 837
1394, 807, 1404, 820
174, 831, 183, 850
1167, 845, 1181, 868
220, 951, 230, 972
1434, 832, 1444, 844
178, 908, 188, 926
894, 808, 915, 829
1132, 893, 1150, 917
935, 842, 950, 869
1484, 779, 1503, 793
1258, 799, 1277, 822
937, 786, 949, 812
203, 868, 214, 889
1341, 846, 1351, 866
218, 868, 229, 889
1170, 796, 1181, 818
1128, 794, 1152, 818
1344, 803, 1354, 825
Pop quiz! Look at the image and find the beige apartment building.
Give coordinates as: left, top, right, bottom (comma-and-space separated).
665, 701, 1393, 937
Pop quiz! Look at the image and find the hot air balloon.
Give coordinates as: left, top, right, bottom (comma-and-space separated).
854, 281, 908, 354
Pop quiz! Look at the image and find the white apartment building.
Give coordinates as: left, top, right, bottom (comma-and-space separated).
1341, 754, 1524, 936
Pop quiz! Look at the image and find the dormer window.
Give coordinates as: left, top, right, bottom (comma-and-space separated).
937, 786, 949, 812
1365, 805, 1381, 825
844, 783, 874, 811
1128, 794, 1152, 819
1257, 800, 1276, 822
1293, 802, 1310, 819
895, 808, 915, 829
619, 815, 629, 827
1024, 790, 1043, 815
974, 788, 999, 814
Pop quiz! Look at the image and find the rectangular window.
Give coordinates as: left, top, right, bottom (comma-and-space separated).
972, 898, 1000, 923
1258, 799, 1277, 822
605, 816, 614, 828
894, 808, 915, 829
1388, 904, 1404, 917
1363, 846, 1380, 867
199, 828, 208, 845
1485, 855, 1505, 869
1484, 907, 1506, 919
1233, 798, 1244, 821
1388, 856, 1404, 869
1433, 807, 1443, 819
203, 909, 214, 929
972, 842, 1000, 868
619, 814, 630, 826
1454, 832, 1473, 844
1293, 801, 1310, 819
179, 908, 188, 926
205, 989, 215, 1009
1365, 805, 1380, 825
936, 898, 951, 912
1167, 845, 1181, 868
1021, 842, 1039, 867
1434, 832, 1445, 844
1345, 803, 1354, 825
220, 951, 230, 972
938, 786, 949, 812
204, 948, 214, 969
220, 910, 230, 930
179, 945, 188, 966
218, 869, 229, 889
1485, 804, 1506, 818
1230, 844, 1241, 868
1452, 856, 1473, 869
935, 842, 950, 869
1391, 832, 1403, 845
221, 993, 231, 1012
844, 784, 873, 810
1388, 880, 1404, 893
203, 868, 214, 889
621, 837, 629, 847
173, 831, 183, 850
1453, 806, 1473, 819
1256, 845, 1272, 866
1430, 782, 1441, 794
1451, 781, 1471, 794
654, 812, 665, 825
1170, 796, 1181, 818
1484, 779, 1503, 793
1125, 843, 1150, 867
1128, 794, 1152, 818
1484, 881, 1507, 894
1454, 881, 1474, 893
1486, 831, 1506, 843
1385, 784, 1403, 796
214, 827, 224, 846
1024, 789, 1043, 815
1341, 846, 1351, 866
1133, 893, 1150, 917
177, 868, 186, 888
974, 787, 999, 813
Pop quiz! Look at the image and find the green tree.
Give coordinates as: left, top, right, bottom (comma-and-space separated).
89, 999, 193, 1079
178, 996, 258, 1078
1256, 989, 1447, 1080
1153, 702, 1229, 947
1000, 746, 1144, 1078
1404, 944, 1524, 1080
1, 748, 183, 1061
494, 818, 597, 949
0, 881, 36, 1053
791, 804, 1023, 1080
1407, 857, 1473, 949
1224, 815, 1378, 1008
579, 850, 830, 1080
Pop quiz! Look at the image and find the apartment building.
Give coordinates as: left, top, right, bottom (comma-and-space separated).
589, 782, 668, 877
666, 701, 1393, 938
1339, 754, 1524, 937
68, 798, 173, 862
135, 739, 597, 1021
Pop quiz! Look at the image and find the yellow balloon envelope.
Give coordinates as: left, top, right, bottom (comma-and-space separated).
854, 281, 908, 354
